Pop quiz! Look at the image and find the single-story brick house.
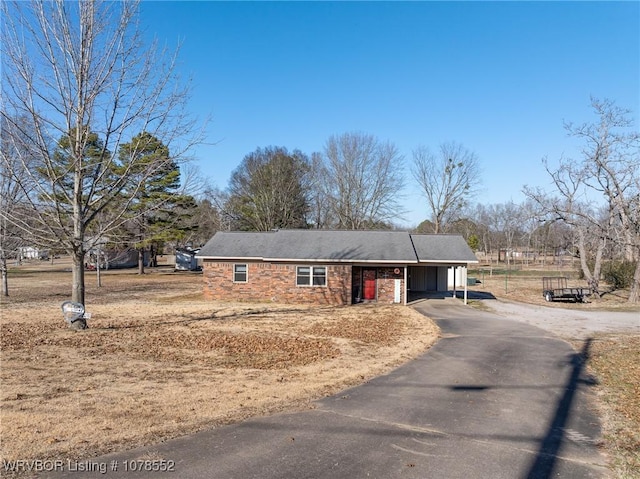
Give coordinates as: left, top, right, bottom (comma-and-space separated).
196, 229, 478, 306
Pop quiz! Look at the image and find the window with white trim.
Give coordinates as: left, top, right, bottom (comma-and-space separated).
296, 266, 327, 287
233, 264, 248, 283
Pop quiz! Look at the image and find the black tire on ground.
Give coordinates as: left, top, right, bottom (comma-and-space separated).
544, 291, 553, 302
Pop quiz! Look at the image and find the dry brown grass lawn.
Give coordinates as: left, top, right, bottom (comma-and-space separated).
0, 259, 439, 476
579, 335, 640, 479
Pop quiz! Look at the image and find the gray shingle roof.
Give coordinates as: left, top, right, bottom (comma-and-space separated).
197, 230, 477, 264
410, 234, 479, 263
198, 232, 273, 259
265, 230, 417, 262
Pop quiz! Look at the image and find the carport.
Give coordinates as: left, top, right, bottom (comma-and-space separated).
407, 234, 479, 304
407, 263, 473, 303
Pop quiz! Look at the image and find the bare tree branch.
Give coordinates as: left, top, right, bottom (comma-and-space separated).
412, 141, 481, 233
321, 132, 405, 230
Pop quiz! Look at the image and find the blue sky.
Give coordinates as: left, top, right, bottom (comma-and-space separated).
140, 1, 639, 227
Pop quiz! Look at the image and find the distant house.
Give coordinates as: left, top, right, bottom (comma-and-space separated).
85, 248, 148, 270
175, 247, 201, 271
196, 230, 478, 306
18, 246, 49, 261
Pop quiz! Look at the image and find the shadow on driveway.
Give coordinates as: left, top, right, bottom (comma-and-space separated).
525, 338, 597, 479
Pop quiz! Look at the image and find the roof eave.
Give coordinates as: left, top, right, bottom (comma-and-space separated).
418, 259, 479, 264
195, 255, 264, 261
257, 257, 419, 264
197, 256, 420, 264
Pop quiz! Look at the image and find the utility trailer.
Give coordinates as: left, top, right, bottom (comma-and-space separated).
542, 277, 590, 303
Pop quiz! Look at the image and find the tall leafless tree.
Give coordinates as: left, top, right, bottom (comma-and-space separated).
1, 0, 202, 321
525, 157, 610, 297
494, 202, 523, 265
320, 132, 405, 230
569, 98, 640, 301
412, 141, 482, 233
525, 98, 639, 302
307, 152, 333, 229
0, 116, 35, 296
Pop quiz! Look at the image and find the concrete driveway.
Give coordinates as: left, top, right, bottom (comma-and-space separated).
49, 300, 611, 479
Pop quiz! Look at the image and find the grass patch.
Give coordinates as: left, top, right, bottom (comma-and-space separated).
585, 335, 640, 478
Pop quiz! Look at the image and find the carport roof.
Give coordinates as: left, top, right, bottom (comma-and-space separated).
411, 234, 479, 263
197, 230, 478, 264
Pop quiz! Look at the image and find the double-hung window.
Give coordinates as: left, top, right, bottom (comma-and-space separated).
296, 266, 327, 287
233, 264, 248, 283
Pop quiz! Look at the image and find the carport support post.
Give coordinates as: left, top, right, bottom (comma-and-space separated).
463, 265, 468, 305
403, 266, 408, 305
453, 266, 457, 299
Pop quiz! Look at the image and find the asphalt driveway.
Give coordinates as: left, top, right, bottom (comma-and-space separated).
48, 300, 610, 479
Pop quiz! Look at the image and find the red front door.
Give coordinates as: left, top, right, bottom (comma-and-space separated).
363, 269, 376, 300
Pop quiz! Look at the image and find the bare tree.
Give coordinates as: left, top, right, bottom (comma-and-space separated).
189, 189, 224, 246
468, 203, 495, 261
320, 132, 405, 230
525, 158, 610, 297
518, 200, 541, 266
568, 98, 640, 301
307, 152, 332, 229
0, 117, 35, 296
1, 0, 201, 322
525, 98, 639, 301
491, 202, 523, 265
412, 141, 481, 233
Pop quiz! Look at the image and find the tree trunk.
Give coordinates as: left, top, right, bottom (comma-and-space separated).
150, 244, 158, 267
71, 250, 85, 304
1, 259, 8, 297
629, 259, 640, 303
70, 250, 87, 330
433, 217, 441, 234
576, 229, 600, 299
96, 256, 102, 287
138, 247, 145, 275
591, 236, 605, 298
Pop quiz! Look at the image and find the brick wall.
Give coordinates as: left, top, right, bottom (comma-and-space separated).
376, 267, 405, 304
202, 261, 352, 305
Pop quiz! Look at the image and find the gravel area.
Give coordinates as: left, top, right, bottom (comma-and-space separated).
481, 299, 639, 339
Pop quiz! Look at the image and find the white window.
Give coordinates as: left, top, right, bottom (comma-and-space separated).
296, 266, 327, 287
233, 264, 247, 283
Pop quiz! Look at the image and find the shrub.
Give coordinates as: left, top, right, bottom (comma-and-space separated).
467, 234, 480, 252
602, 261, 637, 290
